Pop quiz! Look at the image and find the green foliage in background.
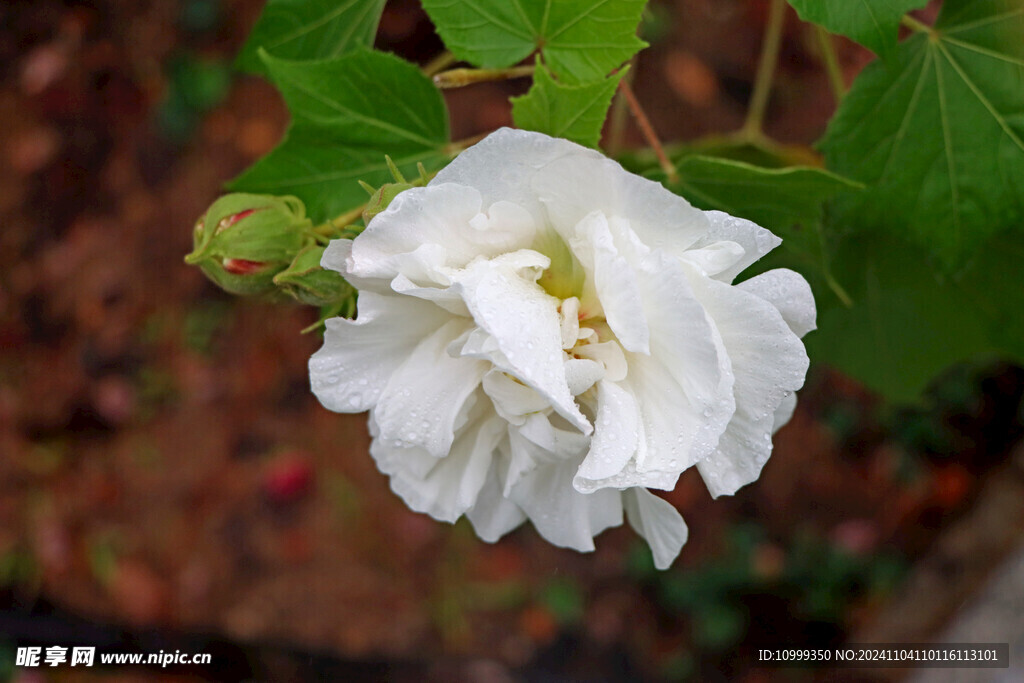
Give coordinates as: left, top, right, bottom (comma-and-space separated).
231, 48, 450, 222
821, 0, 1024, 268
631, 524, 905, 654
218, 0, 1024, 402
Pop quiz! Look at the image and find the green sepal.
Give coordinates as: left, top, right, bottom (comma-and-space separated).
185, 192, 313, 296
274, 244, 356, 306
302, 296, 359, 335
362, 182, 415, 224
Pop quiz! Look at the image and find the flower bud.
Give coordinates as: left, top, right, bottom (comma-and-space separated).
362, 182, 414, 224
273, 244, 355, 306
184, 193, 312, 295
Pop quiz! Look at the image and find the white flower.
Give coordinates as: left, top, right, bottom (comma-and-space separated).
310, 129, 814, 569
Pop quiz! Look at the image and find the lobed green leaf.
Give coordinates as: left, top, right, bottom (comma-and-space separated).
230, 49, 451, 222
237, 0, 387, 74
511, 64, 625, 148
787, 0, 928, 58
668, 156, 862, 236
421, 0, 648, 83
821, 0, 1024, 269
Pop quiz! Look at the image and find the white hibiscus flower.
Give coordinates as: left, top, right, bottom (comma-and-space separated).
309, 128, 814, 569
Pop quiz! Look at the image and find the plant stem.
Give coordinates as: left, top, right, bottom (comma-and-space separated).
423, 50, 457, 77
313, 205, 366, 237
618, 78, 677, 183
815, 26, 846, 103
901, 14, 932, 34
433, 65, 535, 89
606, 64, 634, 157
743, 0, 787, 137
444, 132, 490, 155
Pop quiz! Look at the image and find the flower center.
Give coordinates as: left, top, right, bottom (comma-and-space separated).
531, 229, 585, 301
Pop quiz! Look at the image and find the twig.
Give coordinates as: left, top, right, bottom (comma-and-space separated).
815, 26, 846, 103
443, 132, 490, 155
618, 78, 676, 183
901, 14, 933, 34
423, 50, 457, 77
743, 0, 787, 137
312, 205, 366, 237
433, 65, 535, 89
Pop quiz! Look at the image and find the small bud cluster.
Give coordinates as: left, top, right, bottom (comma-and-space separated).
184, 193, 356, 324
184, 158, 431, 330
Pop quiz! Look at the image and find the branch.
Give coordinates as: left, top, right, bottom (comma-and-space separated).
433, 65, 535, 89
618, 77, 677, 183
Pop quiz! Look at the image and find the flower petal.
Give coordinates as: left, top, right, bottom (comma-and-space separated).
534, 155, 710, 256
572, 211, 650, 354
309, 292, 449, 413
481, 369, 550, 425
509, 459, 623, 552
453, 253, 591, 435
320, 239, 384, 293
465, 462, 527, 542
575, 380, 640, 487
623, 488, 688, 570
691, 275, 810, 497
736, 268, 817, 337
349, 183, 537, 283
433, 127, 603, 224
373, 412, 505, 523
374, 319, 488, 457
629, 250, 736, 475
679, 240, 745, 278
690, 211, 781, 284
773, 390, 797, 434
505, 412, 589, 496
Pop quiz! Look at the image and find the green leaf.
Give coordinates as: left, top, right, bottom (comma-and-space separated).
787, 0, 928, 58
807, 235, 994, 403
654, 156, 860, 305
421, 0, 648, 83
668, 156, 862, 235
236, 0, 387, 74
821, 0, 1024, 269
230, 49, 451, 222
511, 64, 624, 148
954, 231, 1024, 365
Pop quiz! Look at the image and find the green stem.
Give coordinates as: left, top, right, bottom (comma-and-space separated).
825, 270, 854, 308
423, 50, 457, 77
433, 65, 535, 89
743, 0, 787, 137
443, 132, 490, 156
815, 26, 846, 103
900, 14, 933, 34
312, 205, 365, 238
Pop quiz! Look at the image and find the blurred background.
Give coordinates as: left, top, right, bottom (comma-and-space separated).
2, 0, 1024, 680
